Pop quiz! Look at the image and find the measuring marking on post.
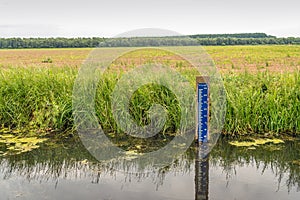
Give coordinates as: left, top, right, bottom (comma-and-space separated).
196, 76, 209, 143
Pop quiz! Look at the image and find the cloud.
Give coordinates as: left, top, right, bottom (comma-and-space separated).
268, 26, 300, 37
0, 0, 299, 37
0, 24, 61, 38
114, 28, 182, 38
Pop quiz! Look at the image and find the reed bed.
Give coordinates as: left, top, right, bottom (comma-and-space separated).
224, 70, 300, 135
0, 65, 299, 136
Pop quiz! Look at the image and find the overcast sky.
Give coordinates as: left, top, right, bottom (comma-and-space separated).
0, 0, 299, 38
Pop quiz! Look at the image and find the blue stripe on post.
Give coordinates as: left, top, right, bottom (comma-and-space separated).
197, 82, 209, 143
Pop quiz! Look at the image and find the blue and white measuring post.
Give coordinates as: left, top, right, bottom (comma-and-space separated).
196, 76, 209, 143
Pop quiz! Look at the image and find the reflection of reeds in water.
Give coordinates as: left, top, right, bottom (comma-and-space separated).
0, 139, 300, 192
210, 139, 300, 192
0, 140, 195, 189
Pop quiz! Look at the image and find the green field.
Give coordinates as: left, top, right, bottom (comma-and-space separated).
0, 46, 299, 137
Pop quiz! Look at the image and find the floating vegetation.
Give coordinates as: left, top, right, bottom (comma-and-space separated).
0, 134, 48, 156
229, 138, 284, 147
80, 159, 89, 165
124, 150, 143, 160
291, 160, 300, 166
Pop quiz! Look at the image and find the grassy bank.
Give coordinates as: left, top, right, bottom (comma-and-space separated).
0, 67, 75, 132
224, 71, 300, 135
0, 66, 299, 136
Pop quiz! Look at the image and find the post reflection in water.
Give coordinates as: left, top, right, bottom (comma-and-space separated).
195, 143, 209, 200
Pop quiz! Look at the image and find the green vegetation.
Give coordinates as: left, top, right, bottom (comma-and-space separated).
0, 37, 105, 48
41, 57, 53, 63
0, 133, 47, 156
0, 67, 299, 136
224, 71, 300, 135
0, 33, 299, 49
0, 67, 75, 131
0, 46, 299, 137
197, 37, 300, 46
190, 33, 275, 38
228, 138, 284, 147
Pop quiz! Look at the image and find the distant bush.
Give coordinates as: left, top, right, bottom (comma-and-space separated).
42, 58, 53, 63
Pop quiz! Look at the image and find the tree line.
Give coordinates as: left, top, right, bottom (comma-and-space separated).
190, 32, 275, 38
0, 37, 105, 48
196, 37, 300, 45
0, 33, 299, 48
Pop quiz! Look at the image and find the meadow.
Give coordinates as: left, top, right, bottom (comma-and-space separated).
0, 45, 299, 137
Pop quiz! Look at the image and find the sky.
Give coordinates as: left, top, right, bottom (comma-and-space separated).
0, 0, 299, 38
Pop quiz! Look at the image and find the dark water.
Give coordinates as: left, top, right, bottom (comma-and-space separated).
0, 137, 300, 200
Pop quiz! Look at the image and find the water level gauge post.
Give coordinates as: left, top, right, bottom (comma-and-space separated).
196, 76, 209, 143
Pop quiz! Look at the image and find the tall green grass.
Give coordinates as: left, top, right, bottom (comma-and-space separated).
0, 67, 299, 136
0, 67, 75, 131
224, 70, 300, 135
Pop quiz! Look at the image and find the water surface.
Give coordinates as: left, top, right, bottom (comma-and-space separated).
0, 138, 299, 200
